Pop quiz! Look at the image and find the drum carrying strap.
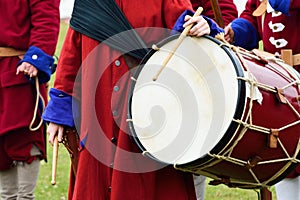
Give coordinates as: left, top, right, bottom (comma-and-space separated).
70, 0, 149, 59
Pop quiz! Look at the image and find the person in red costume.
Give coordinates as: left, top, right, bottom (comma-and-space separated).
224, 0, 300, 199
0, 0, 60, 199
42, 0, 224, 199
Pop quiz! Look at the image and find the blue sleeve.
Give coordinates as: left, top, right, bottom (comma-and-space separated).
42, 88, 78, 127
269, 0, 290, 15
172, 10, 224, 37
18, 46, 55, 84
231, 18, 260, 50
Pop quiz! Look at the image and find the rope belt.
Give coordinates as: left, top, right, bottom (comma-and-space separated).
0, 47, 26, 57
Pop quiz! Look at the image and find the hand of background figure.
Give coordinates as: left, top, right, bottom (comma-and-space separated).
16, 61, 38, 77
224, 24, 234, 44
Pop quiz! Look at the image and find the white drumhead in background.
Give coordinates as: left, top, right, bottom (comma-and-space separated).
131, 36, 241, 165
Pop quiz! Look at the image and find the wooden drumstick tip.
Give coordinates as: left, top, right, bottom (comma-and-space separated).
51, 180, 56, 185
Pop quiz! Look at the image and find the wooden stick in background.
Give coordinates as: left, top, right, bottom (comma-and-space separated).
210, 0, 225, 28
51, 136, 59, 185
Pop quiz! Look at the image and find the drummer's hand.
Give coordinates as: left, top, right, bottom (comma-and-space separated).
183, 15, 210, 37
47, 122, 64, 145
224, 24, 234, 44
16, 62, 38, 78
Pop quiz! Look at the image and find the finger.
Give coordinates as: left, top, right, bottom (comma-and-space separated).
31, 69, 38, 77
47, 124, 57, 145
27, 67, 34, 76
184, 15, 192, 22
225, 30, 234, 43
193, 28, 210, 37
183, 16, 198, 28
189, 20, 205, 34
196, 30, 210, 37
16, 64, 26, 75
57, 126, 64, 143
224, 26, 230, 34
224, 34, 231, 43
190, 20, 210, 36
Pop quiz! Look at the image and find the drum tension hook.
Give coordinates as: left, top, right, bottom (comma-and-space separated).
268, 129, 279, 148
245, 156, 262, 169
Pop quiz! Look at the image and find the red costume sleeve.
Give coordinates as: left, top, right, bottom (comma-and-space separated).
162, 0, 194, 28
239, 0, 259, 31
54, 29, 83, 95
291, 0, 300, 9
28, 0, 60, 55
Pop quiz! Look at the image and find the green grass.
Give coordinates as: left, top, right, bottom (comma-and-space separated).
35, 22, 277, 199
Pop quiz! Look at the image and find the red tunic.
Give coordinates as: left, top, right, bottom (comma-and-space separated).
239, 0, 300, 177
54, 0, 198, 199
0, 0, 60, 170
240, 0, 300, 59
190, 0, 238, 26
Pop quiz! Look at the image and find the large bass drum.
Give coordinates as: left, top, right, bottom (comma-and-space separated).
127, 34, 300, 189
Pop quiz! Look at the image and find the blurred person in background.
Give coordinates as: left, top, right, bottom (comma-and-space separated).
0, 0, 60, 199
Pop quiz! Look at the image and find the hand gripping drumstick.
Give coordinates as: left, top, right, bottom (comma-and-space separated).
152, 7, 203, 81
51, 136, 59, 185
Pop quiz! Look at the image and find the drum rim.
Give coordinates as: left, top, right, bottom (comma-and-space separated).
127, 34, 247, 165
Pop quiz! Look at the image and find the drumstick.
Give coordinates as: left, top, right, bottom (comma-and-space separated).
51, 136, 59, 185
153, 7, 203, 81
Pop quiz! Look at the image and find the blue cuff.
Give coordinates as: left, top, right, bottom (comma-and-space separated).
202, 15, 224, 37
42, 88, 76, 127
269, 0, 290, 15
18, 46, 55, 84
231, 18, 259, 50
172, 10, 224, 37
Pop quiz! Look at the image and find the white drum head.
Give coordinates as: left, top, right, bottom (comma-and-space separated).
130, 36, 243, 165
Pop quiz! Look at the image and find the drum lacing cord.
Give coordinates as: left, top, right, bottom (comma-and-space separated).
29, 77, 45, 131
176, 139, 300, 187
233, 49, 300, 151
234, 47, 300, 133
227, 62, 300, 185
215, 33, 238, 52
233, 74, 300, 185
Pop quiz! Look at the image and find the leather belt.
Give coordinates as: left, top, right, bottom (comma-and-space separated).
0, 47, 26, 57
281, 49, 300, 66
252, 0, 267, 16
